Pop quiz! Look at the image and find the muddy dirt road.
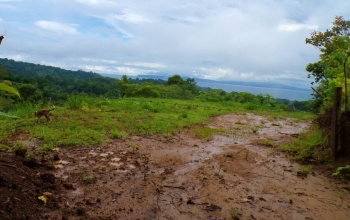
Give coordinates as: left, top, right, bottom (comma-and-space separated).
2, 113, 350, 219
49, 113, 349, 220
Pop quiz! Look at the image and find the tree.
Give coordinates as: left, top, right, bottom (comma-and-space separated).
166, 74, 184, 86
115, 75, 129, 98
306, 16, 350, 112
18, 84, 41, 102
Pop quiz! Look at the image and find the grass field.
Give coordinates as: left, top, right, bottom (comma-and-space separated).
0, 96, 314, 152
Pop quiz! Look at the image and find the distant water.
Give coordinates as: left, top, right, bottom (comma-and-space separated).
197, 82, 312, 101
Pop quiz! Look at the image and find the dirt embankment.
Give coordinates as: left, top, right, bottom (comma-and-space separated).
1, 113, 349, 219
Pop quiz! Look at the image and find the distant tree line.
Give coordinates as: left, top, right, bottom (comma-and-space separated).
0, 58, 311, 112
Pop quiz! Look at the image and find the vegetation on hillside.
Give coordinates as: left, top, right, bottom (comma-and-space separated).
0, 58, 310, 112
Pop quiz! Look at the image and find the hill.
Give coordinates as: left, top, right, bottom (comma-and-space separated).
0, 58, 101, 80
0, 59, 311, 111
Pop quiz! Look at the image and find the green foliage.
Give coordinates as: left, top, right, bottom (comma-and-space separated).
18, 84, 42, 102
0, 74, 21, 117
0, 58, 313, 114
280, 126, 329, 162
306, 16, 350, 111
166, 74, 184, 86
193, 126, 223, 141
110, 129, 127, 140
0, 58, 116, 101
198, 89, 226, 102
9, 101, 38, 117
65, 95, 86, 110
297, 166, 312, 178
0, 82, 20, 98
332, 165, 350, 178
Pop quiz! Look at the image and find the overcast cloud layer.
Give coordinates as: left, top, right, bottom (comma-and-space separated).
0, 0, 350, 90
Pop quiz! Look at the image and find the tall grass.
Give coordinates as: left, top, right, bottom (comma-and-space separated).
9, 101, 40, 117
65, 95, 86, 110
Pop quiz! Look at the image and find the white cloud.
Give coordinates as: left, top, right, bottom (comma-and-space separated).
200, 68, 235, 80
0, 0, 22, 2
277, 23, 318, 32
1, 0, 350, 95
35, 20, 79, 35
73, 0, 113, 5
111, 10, 151, 24
81, 64, 159, 75
82, 65, 111, 73
124, 62, 166, 69
1, 54, 27, 61
80, 58, 118, 65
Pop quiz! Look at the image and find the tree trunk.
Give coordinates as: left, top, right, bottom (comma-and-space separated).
344, 54, 349, 112
330, 87, 342, 161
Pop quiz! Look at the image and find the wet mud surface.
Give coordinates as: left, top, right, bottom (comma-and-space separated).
1, 113, 350, 219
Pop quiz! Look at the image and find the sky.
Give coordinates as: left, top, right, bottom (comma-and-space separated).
0, 0, 350, 91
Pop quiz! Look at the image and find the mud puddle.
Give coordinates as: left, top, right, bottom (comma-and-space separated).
49, 113, 350, 220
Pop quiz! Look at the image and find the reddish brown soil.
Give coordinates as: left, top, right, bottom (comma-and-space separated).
1, 113, 350, 220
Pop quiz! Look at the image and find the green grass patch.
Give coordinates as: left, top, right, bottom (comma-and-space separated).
110, 129, 127, 140
297, 166, 312, 178
193, 126, 223, 141
0, 97, 315, 151
332, 165, 350, 179
280, 126, 329, 162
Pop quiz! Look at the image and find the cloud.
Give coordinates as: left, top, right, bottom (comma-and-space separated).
82, 65, 112, 73
277, 23, 319, 32
80, 63, 160, 76
0, 0, 22, 2
73, 0, 114, 6
124, 62, 166, 69
35, 20, 79, 35
111, 10, 151, 24
200, 68, 236, 80
80, 58, 118, 65
115, 66, 156, 75
1, 0, 350, 93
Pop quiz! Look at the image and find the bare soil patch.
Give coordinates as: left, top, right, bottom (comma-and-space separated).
1, 113, 350, 219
